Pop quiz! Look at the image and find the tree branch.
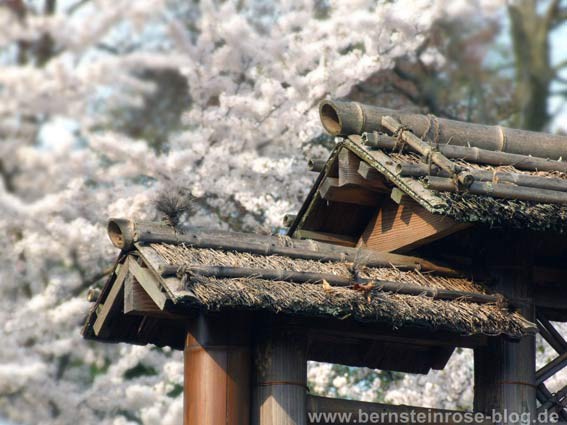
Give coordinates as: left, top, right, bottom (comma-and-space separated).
554, 58, 567, 73
545, 0, 562, 31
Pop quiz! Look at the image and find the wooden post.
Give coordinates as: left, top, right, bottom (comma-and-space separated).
253, 326, 308, 425
474, 241, 536, 424
184, 313, 251, 425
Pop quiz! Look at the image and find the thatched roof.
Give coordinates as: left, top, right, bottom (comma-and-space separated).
82, 220, 535, 353
152, 243, 531, 336
308, 101, 567, 234
308, 137, 567, 234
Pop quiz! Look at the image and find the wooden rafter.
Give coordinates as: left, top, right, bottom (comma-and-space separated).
93, 258, 130, 337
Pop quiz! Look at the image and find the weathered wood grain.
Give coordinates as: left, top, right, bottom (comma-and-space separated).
93, 257, 130, 336
318, 176, 381, 207
128, 258, 168, 310
358, 197, 469, 253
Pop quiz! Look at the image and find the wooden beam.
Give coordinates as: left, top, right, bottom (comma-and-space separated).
253, 327, 307, 425
93, 257, 130, 337
128, 258, 168, 310
307, 395, 493, 425
537, 313, 567, 354
294, 229, 356, 247
357, 160, 384, 182
537, 352, 567, 385
318, 177, 381, 207
339, 149, 388, 191
358, 197, 469, 253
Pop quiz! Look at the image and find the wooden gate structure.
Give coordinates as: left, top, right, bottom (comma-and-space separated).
83, 100, 567, 424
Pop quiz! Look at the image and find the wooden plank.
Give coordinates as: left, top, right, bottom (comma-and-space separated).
128, 258, 168, 310
93, 257, 130, 336
358, 160, 384, 181
124, 278, 161, 314
295, 229, 356, 247
136, 244, 181, 296
124, 278, 186, 320
390, 187, 408, 205
308, 338, 452, 374
339, 149, 388, 191
318, 177, 381, 207
307, 395, 493, 425
357, 197, 469, 253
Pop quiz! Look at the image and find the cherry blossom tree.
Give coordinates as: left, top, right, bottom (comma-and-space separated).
0, 0, 532, 424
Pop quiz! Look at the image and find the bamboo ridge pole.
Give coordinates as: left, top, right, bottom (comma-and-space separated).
320, 100, 567, 160
362, 132, 567, 173
397, 163, 567, 193
107, 219, 461, 276
160, 264, 505, 306
426, 176, 567, 205
381, 116, 474, 187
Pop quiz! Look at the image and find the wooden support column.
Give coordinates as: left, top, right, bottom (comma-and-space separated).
253, 327, 308, 425
474, 243, 536, 424
184, 313, 251, 425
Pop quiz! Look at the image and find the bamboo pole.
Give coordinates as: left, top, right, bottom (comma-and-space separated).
107, 219, 461, 276
161, 264, 506, 306
397, 163, 567, 193
381, 116, 474, 187
426, 176, 567, 205
282, 214, 297, 227
307, 159, 326, 172
320, 100, 567, 160
363, 132, 567, 173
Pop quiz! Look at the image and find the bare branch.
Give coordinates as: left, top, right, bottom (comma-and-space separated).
545, 0, 562, 31
65, 0, 90, 15
555, 58, 567, 73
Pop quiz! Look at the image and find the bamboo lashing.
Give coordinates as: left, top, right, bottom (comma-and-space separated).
362, 132, 567, 174
397, 163, 567, 193
159, 264, 504, 306
426, 176, 567, 205
381, 116, 474, 187
320, 100, 567, 160
107, 219, 461, 276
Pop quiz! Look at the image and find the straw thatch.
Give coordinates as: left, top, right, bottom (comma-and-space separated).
347, 139, 567, 233
150, 243, 534, 337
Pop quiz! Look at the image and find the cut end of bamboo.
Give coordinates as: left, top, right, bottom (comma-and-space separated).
107, 218, 134, 250
307, 159, 326, 172
319, 100, 342, 135
282, 214, 297, 227
319, 100, 365, 136
87, 287, 101, 302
